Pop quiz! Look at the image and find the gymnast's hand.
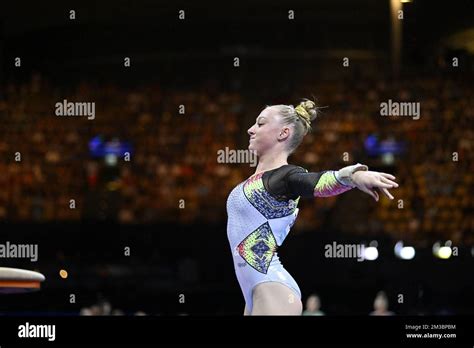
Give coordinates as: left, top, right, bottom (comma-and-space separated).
351, 171, 399, 202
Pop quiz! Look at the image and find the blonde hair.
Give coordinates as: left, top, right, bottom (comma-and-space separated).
271, 98, 319, 154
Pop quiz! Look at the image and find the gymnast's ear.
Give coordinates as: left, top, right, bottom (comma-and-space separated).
278, 126, 291, 141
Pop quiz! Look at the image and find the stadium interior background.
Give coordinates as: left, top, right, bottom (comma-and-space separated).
0, 0, 473, 315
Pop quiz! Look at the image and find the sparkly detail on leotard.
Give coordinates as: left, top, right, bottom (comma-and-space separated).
313, 171, 352, 197
243, 173, 300, 219
237, 222, 277, 274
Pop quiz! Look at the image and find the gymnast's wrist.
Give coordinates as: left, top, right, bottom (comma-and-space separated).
335, 163, 369, 187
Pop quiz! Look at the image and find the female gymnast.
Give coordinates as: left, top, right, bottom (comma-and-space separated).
226, 99, 399, 315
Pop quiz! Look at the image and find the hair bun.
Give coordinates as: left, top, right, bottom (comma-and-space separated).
294, 98, 318, 130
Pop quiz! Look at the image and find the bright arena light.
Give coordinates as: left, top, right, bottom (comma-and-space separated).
400, 246, 415, 260
433, 241, 452, 259
364, 246, 379, 261
437, 246, 452, 259
394, 241, 415, 260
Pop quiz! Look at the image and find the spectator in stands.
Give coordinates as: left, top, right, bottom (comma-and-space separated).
302, 294, 325, 316
370, 291, 395, 316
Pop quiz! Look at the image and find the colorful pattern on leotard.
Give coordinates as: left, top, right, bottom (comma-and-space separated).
313, 171, 352, 197
237, 222, 277, 274
243, 173, 300, 219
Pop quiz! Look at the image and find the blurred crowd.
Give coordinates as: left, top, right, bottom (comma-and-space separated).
302, 291, 395, 316
79, 298, 147, 316
0, 73, 472, 246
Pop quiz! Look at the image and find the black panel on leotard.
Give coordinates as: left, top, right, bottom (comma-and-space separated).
262, 164, 327, 201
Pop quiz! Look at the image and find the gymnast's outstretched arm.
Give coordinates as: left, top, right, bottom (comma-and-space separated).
285, 163, 398, 201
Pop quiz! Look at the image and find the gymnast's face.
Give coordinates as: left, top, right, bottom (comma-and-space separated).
247, 106, 288, 156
